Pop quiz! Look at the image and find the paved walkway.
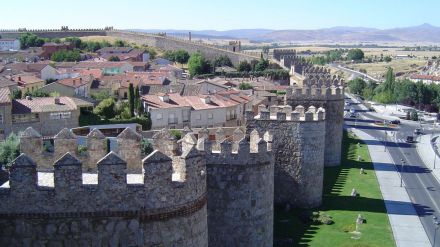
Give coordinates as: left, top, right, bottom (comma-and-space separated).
416, 134, 440, 184
351, 128, 431, 247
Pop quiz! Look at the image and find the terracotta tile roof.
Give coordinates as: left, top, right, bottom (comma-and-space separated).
12, 97, 79, 114
57, 77, 91, 88
11, 63, 50, 74
97, 47, 133, 53
142, 93, 191, 109
77, 69, 103, 79
410, 74, 440, 81
0, 87, 11, 105
13, 74, 44, 86
54, 61, 133, 70
142, 89, 251, 111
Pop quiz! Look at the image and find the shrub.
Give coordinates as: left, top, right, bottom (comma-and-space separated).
93, 98, 116, 119
0, 133, 20, 169
170, 130, 182, 140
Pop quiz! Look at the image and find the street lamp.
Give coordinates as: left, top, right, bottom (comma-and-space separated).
435, 143, 438, 170
433, 216, 440, 247
400, 159, 405, 187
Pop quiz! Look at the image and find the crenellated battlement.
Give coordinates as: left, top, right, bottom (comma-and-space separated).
19, 127, 142, 173
0, 132, 206, 215
246, 104, 325, 122
196, 128, 273, 166
285, 84, 345, 101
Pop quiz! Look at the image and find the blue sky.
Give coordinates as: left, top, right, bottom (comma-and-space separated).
1, 0, 439, 30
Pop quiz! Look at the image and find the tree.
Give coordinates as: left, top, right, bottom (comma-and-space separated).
384, 56, 392, 62
0, 133, 20, 168
114, 40, 126, 47
254, 58, 269, 72
11, 89, 22, 99
239, 82, 253, 90
108, 55, 120, 62
19, 33, 45, 49
174, 50, 190, 64
128, 83, 135, 117
213, 55, 233, 67
187, 52, 211, 77
65, 37, 82, 49
347, 49, 364, 61
51, 50, 81, 62
93, 98, 116, 119
410, 110, 418, 121
348, 78, 367, 95
237, 61, 252, 72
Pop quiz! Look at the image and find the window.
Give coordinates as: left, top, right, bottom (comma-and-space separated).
0, 114, 3, 124
157, 113, 163, 120
208, 113, 213, 119
50, 112, 71, 120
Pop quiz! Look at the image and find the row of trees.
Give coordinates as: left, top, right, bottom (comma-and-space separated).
348, 68, 440, 112
163, 50, 190, 64
51, 50, 81, 62
19, 33, 45, 49
308, 48, 365, 65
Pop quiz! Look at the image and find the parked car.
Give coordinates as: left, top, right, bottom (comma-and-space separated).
414, 128, 422, 135
406, 136, 415, 143
390, 120, 401, 125
349, 113, 357, 118
350, 108, 356, 114
345, 102, 351, 106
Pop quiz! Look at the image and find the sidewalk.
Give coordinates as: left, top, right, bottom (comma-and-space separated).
351, 128, 431, 247
416, 134, 440, 184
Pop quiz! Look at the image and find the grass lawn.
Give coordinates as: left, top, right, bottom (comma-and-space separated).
274, 131, 395, 247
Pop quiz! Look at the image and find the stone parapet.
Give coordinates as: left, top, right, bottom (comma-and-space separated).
285, 85, 345, 101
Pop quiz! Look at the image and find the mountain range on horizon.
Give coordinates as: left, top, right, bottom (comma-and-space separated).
130, 23, 440, 43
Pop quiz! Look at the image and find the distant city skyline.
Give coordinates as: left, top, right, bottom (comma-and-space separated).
1, 0, 439, 30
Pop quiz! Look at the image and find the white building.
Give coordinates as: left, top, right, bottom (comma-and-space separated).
142, 90, 250, 129
0, 39, 20, 51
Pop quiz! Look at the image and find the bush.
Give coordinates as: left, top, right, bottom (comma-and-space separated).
93, 98, 116, 119
0, 133, 20, 169
239, 82, 253, 90
141, 138, 154, 155
79, 111, 152, 130
170, 130, 182, 140
410, 110, 419, 121
51, 50, 81, 62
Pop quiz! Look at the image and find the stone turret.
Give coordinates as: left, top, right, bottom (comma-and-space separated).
201, 129, 274, 247
246, 105, 326, 208
285, 83, 344, 167
54, 128, 77, 160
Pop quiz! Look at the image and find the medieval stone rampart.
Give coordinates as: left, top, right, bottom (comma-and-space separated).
106, 30, 260, 65
246, 105, 326, 208
20, 127, 142, 173
0, 131, 208, 246
151, 128, 275, 247
285, 84, 345, 167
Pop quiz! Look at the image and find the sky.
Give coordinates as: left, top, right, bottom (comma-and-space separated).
1, 0, 439, 30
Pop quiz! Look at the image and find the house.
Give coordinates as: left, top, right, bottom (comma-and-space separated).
40, 76, 93, 98
11, 75, 45, 95
0, 39, 20, 51
153, 58, 172, 67
142, 90, 250, 129
97, 47, 148, 62
159, 65, 184, 79
10, 96, 93, 136
410, 74, 440, 84
0, 87, 12, 139
10, 63, 56, 80
41, 42, 74, 59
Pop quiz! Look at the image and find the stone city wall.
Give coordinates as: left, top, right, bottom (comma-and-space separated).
107, 30, 260, 65
20, 127, 143, 173
0, 132, 208, 246
285, 85, 345, 166
245, 105, 326, 208
151, 128, 275, 246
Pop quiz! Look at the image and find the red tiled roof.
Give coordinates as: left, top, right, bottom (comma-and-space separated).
77, 69, 103, 79
142, 93, 191, 109
12, 97, 78, 114
410, 74, 440, 81
57, 77, 91, 88
13, 74, 44, 86
0, 87, 11, 105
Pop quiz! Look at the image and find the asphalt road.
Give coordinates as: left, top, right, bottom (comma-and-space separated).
345, 97, 440, 246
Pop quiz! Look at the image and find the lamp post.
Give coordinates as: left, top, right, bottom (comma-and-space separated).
433, 216, 440, 247
400, 158, 405, 187
435, 143, 438, 170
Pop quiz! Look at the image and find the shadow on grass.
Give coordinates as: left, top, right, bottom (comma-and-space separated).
274, 131, 433, 246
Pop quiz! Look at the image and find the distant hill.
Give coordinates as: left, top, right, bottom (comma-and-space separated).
130, 24, 440, 43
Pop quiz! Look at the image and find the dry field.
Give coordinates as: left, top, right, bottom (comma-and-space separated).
349, 59, 426, 79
